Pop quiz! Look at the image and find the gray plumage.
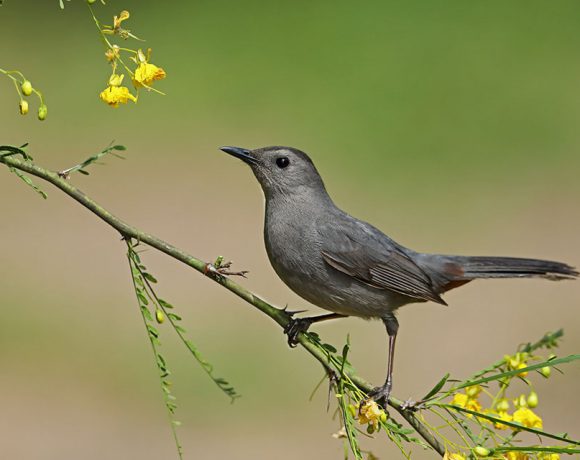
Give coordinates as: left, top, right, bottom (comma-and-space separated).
220, 145, 578, 404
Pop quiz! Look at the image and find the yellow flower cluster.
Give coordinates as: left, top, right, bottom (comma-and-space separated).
446, 450, 560, 460
504, 352, 530, 377
444, 347, 560, 460
449, 384, 544, 432
97, 10, 166, 108
538, 454, 560, 460
502, 453, 559, 460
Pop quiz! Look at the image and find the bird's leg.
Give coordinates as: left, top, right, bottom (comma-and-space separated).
367, 315, 399, 408
284, 313, 346, 348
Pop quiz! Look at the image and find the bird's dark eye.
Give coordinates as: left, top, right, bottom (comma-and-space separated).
276, 157, 290, 169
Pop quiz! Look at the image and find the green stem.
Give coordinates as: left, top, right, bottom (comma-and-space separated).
0, 154, 445, 457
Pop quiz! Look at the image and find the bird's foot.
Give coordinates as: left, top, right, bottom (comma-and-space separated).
283, 317, 313, 348
365, 381, 392, 409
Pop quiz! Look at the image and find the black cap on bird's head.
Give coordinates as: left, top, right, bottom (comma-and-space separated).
220, 145, 327, 198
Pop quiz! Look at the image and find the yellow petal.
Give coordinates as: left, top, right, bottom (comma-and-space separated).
133, 62, 166, 87
513, 407, 542, 429
99, 85, 137, 108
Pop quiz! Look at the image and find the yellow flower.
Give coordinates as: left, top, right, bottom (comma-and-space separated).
512, 407, 542, 429
105, 45, 120, 62
451, 393, 468, 406
99, 85, 137, 107
505, 352, 529, 377
444, 451, 466, 460
113, 10, 130, 29
133, 62, 166, 88
358, 400, 385, 429
516, 362, 528, 377
484, 409, 513, 430
451, 392, 482, 416
538, 454, 560, 460
504, 452, 529, 460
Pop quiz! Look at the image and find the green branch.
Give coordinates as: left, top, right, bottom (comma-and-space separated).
0, 152, 445, 456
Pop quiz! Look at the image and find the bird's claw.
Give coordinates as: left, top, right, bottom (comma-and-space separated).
364, 381, 392, 410
283, 317, 312, 348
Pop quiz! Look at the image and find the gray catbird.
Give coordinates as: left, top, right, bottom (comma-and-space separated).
220, 145, 578, 404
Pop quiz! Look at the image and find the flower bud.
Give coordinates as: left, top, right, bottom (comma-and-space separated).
108, 73, 124, 87
38, 104, 47, 120
347, 404, 357, 418
379, 411, 387, 423
474, 446, 490, 457
496, 399, 509, 412
466, 385, 481, 398
87, 0, 97, 3
155, 309, 165, 324
366, 424, 375, 434
19, 100, 29, 115
515, 394, 527, 408
540, 366, 551, 378
527, 391, 539, 408
21, 80, 33, 96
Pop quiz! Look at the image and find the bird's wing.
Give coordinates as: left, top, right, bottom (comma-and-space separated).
319, 219, 446, 305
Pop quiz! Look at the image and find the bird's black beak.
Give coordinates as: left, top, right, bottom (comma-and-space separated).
220, 146, 257, 165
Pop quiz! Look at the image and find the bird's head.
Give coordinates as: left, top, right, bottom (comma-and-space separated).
220, 145, 328, 199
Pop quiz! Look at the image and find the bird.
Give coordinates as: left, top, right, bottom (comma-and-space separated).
220, 145, 578, 405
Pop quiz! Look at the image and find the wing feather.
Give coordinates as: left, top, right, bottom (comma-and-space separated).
319, 220, 446, 305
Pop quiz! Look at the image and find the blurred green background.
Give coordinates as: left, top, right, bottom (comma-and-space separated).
1, 1, 579, 459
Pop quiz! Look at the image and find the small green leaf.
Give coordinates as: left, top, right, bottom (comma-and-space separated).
9, 167, 48, 199
422, 373, 450, 401
158, 299, 174, 309
322, 343, 338, 353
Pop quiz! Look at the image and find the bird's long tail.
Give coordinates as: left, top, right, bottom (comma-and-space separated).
446, 256, 578, 281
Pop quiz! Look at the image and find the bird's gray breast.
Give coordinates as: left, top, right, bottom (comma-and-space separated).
264, 199, 324, 296
263, 198, 404, 318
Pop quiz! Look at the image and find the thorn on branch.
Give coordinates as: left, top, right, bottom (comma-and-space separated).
282, 305, 308, 317
327, 368, 339, 411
